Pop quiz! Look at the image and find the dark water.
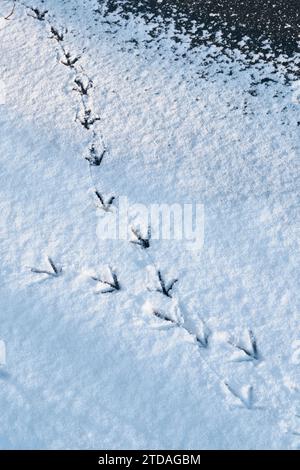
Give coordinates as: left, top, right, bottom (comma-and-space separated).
97, 0, 299, 65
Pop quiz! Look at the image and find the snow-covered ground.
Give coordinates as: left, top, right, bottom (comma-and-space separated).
0, 0, 299, 449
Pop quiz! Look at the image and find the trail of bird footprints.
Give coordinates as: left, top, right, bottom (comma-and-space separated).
13, 1, 273, 415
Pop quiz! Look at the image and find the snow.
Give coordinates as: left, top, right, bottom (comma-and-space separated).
0, 0, 299, 449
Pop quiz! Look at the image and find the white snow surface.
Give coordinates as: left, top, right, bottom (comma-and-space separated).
0, 0, 299, 449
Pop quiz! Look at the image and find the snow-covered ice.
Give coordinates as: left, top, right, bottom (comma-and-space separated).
0, 0, 299, 449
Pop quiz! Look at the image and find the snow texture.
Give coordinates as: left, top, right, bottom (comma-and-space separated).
0, 0, 299, 449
